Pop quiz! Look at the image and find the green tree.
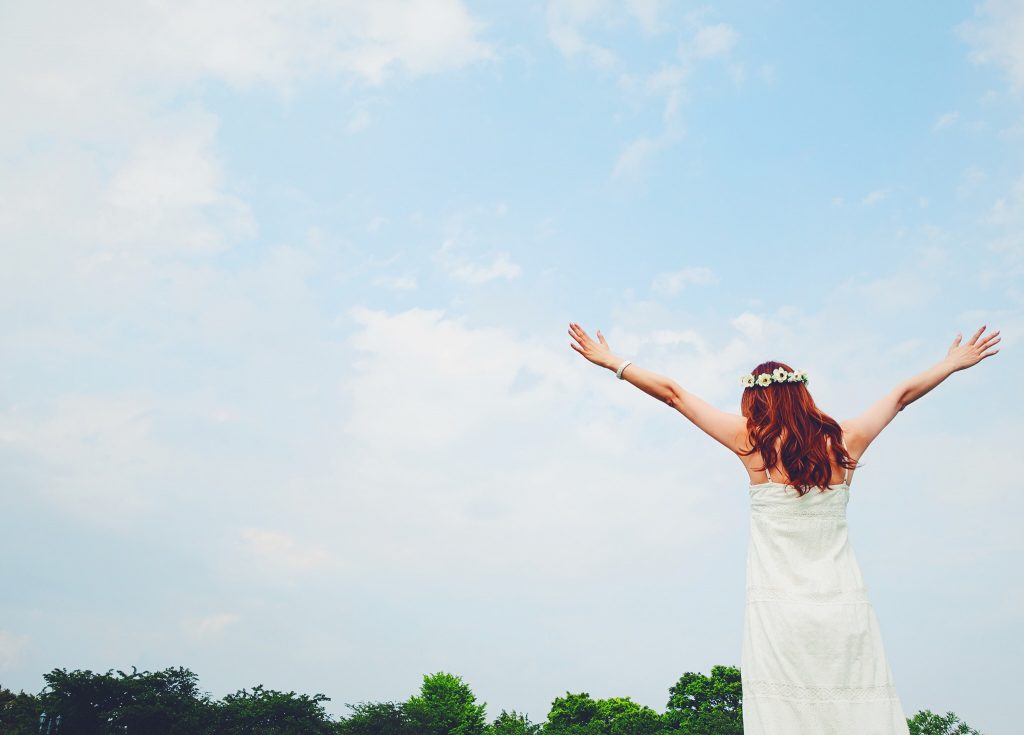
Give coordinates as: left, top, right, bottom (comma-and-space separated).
405, 672, 487, 735
39, 667, 126, 735
663, 665, 742, 735
38, 666, 215, 735
0, 686, 43, 735
338, 700, 414, 735
110, 666, 214, 734
545, 692, 663, 735
907, 709, 983, 735
598, 697, 663, 735
545, 691, 601, 734
214, 684, 337, 735
487, 709, 542, 735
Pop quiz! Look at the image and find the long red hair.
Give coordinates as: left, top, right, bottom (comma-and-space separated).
738, 361, 859, 496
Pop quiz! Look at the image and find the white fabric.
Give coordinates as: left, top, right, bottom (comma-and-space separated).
741, 469, 911, 734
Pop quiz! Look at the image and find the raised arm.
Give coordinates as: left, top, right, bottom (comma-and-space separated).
568, 322, 746, 451
843, 325, 1000, 457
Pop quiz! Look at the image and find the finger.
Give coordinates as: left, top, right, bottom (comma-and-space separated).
597, 330, 608, 345
980, 334, 1001, 349
950, 332, 962, 348
968, 324, 985, 345
981, 349, 999, 358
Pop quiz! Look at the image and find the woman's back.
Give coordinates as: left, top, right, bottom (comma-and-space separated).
740, 430, 858, 489
740, 430, 910, 734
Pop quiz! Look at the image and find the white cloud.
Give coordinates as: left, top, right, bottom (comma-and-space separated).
448, 253, 522, 284
651, 266, 719, 294
690, 23, 739, 59
0, 0, 495, 363
434, 235, 523, 284
0, 631, 30, 671
367, 216, 390, 232
346, 107, 373, 133
0, 393, 178, 525
241, 528, 336, 572
329, 302, 734, 584
986, 173, 1024, 226
373, 274, 419, 290
980, 176, 1024, 296
542, 3, 742, 181
545, 0, 619, 67
731, 312, 766, 340
611, 135, 668, 179
0, 0, 496, 133
861, 189, 888, 206
957, 0, 1024, 93
625, 0, 663, 33
857, 268, 943, 310
609, 13, 739, 181
188, 613, 241, 639
956, 165, 988, 198
932, 110, 960, 130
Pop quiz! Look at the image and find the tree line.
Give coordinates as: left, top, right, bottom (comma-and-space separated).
0, 664, 981, 734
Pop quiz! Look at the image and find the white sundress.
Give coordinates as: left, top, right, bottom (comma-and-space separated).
741, 461, 911, 734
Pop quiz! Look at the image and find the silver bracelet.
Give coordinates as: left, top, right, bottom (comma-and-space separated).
615, 360, 632, 379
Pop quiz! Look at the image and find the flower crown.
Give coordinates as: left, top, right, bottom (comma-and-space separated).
740, 367, 809, 389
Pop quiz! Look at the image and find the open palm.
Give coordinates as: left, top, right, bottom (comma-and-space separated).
945, 325, 1000, 371
568, 322, 616, 369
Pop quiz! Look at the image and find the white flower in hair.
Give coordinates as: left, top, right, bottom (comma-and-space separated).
756, 373, 773, 386
740, 374, 756, 388
772, 367, 789, 382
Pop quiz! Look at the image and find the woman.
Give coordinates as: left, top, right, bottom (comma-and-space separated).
568, 322, 1000, 735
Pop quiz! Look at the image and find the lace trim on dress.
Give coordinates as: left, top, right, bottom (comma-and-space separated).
744, 679, 902, 703
751, 506, 848, 519
745, 585, 871, 604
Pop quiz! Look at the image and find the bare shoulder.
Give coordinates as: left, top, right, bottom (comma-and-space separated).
838, 420, 867, 460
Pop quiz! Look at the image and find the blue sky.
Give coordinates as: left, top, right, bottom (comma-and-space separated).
1, 1, 1022, 733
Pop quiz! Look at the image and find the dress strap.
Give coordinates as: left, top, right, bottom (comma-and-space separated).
840, 434, 851, 484
764, 465, 772, 482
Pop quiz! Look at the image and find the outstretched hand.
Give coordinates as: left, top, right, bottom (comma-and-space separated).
568, 322, 618, 370
945, 325, 1000, 372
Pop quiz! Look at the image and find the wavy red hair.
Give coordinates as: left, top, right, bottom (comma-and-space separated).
738, 361, 859, 496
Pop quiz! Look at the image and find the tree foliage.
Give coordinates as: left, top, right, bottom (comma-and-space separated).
487, 709, 542, 735
337, 700, 413, 735
404, 671, 488, 735
545, 691, 662, 735
0, 663, 987, 735
214, 683, 337, 735
663, 664, 742, 735
0, 686, 43, 735
907, 708, 983, 735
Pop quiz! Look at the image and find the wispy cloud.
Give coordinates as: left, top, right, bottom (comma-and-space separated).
0, 631, 30, 671
186, 613, 241, 640
241, 529, 336, 572
957, 0, 1024, 93
651, 266, 718, 294
860, 189, 888, 206
932, 110, 960, 130
435, 239, 522, 284
545, 0, 619, 67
